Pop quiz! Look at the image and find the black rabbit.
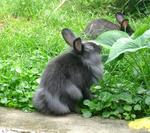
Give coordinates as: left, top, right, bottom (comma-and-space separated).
33, 28, 103, 115
84, 12, 134, 39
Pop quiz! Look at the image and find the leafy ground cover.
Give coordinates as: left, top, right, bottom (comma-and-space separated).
0, 0, 149, 119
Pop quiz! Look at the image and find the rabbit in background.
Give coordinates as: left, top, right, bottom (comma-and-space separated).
84, 12, 134, 39
33, 28, 103, 115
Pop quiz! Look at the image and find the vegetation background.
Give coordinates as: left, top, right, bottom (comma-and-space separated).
0, 0, 149, 120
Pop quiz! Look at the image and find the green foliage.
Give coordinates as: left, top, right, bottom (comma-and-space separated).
96, 29, 150, 63
114, 0, 150, 16
0, 10, 65, 111
82, 82, 150, 120
74, 0, 113, 14
95, 30, 129, 49
0, 0, 150, 120
12, 0, 43, 18
75, 0, 150, 17
0, 46, 50, 111
96, 29, 150, 89
0, 0, 96, 112
82, 28, 150, 120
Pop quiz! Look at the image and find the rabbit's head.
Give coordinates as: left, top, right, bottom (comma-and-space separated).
116, 12, 134, 35
61, 28, 102, 65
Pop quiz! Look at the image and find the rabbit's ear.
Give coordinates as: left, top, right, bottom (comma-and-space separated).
73, 37, 84, 53
121, 19, 129, 29
61, 28, 76, 46
116, 12, 125, 24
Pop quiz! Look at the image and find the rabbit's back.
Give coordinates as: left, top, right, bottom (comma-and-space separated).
84, 19, 119, 39
40, 52, 93, 92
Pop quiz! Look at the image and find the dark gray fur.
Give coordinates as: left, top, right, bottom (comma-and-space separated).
33, 28, 103, 115
84, 12, 134, 39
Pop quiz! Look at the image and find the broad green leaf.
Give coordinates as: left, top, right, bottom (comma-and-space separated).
106, 29, 150, 63
95, 30, 129, 49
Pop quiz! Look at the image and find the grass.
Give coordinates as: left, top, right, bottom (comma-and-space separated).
0, 0, 103, 111
0, 0, 149, 118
